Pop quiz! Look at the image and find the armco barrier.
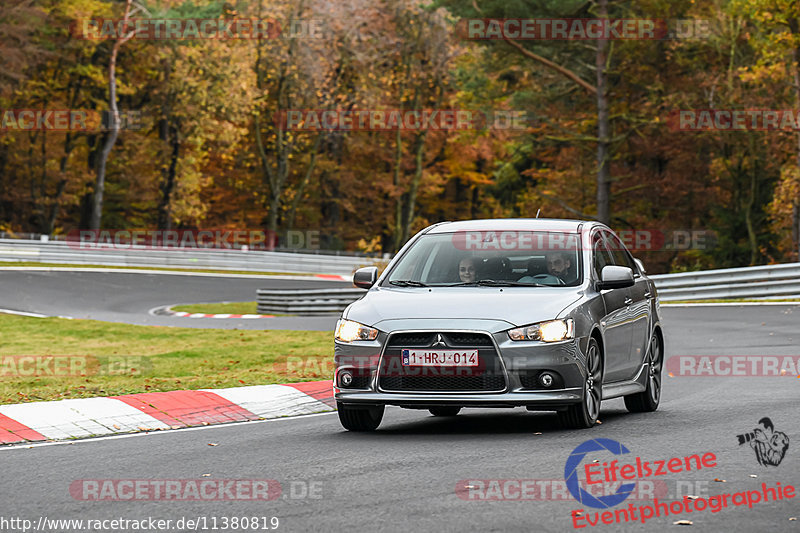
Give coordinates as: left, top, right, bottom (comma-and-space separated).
3, 237, 799, 303
256, 288, 367, 314
0, 238, 379, 276
650, 262, 800, 301
256, 263, 800, 312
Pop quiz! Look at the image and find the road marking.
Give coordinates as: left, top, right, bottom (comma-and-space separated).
0, 308, 50, 318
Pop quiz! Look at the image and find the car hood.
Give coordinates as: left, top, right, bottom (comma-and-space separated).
344, 286, 583, 330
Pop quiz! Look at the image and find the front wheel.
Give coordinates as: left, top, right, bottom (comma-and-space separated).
624, 330, 663, 413
559, 337, 602, 429
429, 407, 461, 417
337, 402, 384, 431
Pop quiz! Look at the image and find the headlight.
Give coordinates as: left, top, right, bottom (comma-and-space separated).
508, 319, 574, 342
335, 319, 379, 342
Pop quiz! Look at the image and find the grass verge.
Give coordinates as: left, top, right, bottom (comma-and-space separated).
0, 313, 333, 405
171, 302, 260, 315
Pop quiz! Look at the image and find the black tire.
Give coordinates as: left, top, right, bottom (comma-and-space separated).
337, 402, 384, 431
624, 330, 663, 413
429, 407, 461, 417
559, 337, 602, 429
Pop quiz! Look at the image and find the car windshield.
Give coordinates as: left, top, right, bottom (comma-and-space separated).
384, 230, 582, 287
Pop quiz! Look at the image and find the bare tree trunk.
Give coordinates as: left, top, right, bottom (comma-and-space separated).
157, 58, 179, 230
595, 0, 611, 225
0, 143, 7, 222
792, 32, 800, 260
402, 130, 427, 244
90, 0, 134, 230
254, 0, 306, 235
392, 127, 404, 251
287, 133, 322, 231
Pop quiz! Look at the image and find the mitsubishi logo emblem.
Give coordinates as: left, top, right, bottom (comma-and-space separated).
431, 334, 447, 348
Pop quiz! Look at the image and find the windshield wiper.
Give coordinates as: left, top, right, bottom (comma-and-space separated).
443, 279, 546, 287
389, 280, 429, 287
476, 279, 547, 287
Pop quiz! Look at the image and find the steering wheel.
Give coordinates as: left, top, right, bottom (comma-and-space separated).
531, 273, 566, 286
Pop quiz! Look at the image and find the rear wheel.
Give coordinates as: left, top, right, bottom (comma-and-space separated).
429, 407, 461, 417
337, 402, 384, 431
624, 330, 663, 413
559, 337, 602, 429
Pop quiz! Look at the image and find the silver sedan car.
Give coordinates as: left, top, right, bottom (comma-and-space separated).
334, 219, 664, 431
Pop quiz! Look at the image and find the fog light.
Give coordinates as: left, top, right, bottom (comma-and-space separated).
539, 372, 554, 388
340, 371, 353, 387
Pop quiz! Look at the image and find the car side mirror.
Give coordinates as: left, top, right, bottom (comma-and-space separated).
597, 265, 634, 290
634, 258, 646, 274
353, 266, 378, 289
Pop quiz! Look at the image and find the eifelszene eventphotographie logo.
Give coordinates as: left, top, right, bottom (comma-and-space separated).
736, 417, 790, 467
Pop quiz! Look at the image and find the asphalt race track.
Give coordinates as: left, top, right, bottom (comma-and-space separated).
0, 270, 345, 330
2, 270, 800, 532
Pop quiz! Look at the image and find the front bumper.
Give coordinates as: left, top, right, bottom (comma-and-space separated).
334, 389, 582, 409
334, 330, 589, 409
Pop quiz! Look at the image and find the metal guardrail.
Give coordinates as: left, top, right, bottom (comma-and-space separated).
650, 263, 800, 301
257, 288, 367, 314
0, 232, 384, 258
255, 263, 800, 314
2, 237, 798, 303
0, 239, 380, 276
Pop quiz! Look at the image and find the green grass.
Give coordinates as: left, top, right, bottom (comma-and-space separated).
171, 302, 260, 315
0, 261, 320, 277
0, 314, 333, 405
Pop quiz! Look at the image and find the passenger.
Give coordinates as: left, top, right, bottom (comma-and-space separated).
458, 257, 477, 283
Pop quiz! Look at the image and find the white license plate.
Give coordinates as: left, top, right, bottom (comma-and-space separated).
401, 349, 479, 367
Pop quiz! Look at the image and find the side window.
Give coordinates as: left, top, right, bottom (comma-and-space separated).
592, 233, 613, 278
604, 232, 636, 271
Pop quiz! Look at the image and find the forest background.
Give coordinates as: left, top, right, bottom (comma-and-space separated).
3, 0, 800, 274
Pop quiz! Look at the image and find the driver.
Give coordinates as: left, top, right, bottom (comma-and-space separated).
546, 251, 572, 282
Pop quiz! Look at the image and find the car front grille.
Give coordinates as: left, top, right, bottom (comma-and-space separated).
386, 332, 494, 348
346, 375, 372, 389
378, 331, 507, 393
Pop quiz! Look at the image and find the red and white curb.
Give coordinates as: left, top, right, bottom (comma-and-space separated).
171, 311, 276, 319
151, 305, 276, 319
0, 381, 334, 445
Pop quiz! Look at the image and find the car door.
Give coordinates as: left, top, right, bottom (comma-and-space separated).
591, 230, 631, 382
604, 231, 650, 379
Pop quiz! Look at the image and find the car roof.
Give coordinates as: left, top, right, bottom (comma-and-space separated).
426, 218, 597, 234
